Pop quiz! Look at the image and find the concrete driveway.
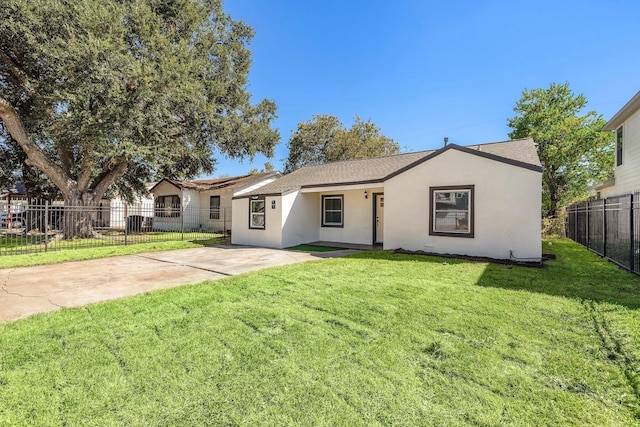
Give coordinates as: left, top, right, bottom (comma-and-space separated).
0, 246, 357, 322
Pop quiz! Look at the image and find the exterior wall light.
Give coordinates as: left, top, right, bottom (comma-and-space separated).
364, 190, 368, 199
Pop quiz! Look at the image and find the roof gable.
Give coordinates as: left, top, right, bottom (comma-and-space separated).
386, 139, 542, 180
237, 138, 541, 198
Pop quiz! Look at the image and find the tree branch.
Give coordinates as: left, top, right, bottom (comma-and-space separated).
0, 95, 72, 196
0, 50, 32, 91
77, 159, 93, 191
91, 160, 127, 201
57, 144, 75, 173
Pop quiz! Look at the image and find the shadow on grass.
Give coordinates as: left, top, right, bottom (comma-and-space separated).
348, 239, 640, 310
484, 240, 640, 309
191, 236, 229, 246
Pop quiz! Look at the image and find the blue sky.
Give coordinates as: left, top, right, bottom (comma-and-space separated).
210, 0, 640, 177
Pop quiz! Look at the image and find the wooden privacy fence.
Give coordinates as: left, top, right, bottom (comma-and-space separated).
566, 193, 640, 274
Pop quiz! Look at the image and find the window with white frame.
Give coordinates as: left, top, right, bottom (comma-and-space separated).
429, 186, 474, 237
322, 195, 343, 227
249, 197, 265, 229
210, 195, 221, 220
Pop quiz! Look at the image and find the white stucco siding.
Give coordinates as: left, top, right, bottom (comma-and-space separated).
231, 196, 283, 248
180, 189, 200, 230
384, 149, 541, 260
317, 187, 383, 245
151, 181, 181, 200
109, 196, 154, 229
281, 192, 320, 248
197, 189, 233, 232
109, 198, 126, 229
602, 109, 640, 198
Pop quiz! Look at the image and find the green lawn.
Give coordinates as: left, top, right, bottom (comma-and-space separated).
0, 235, 228, 269
0, 231, 227, 252
1, 239, 639, 425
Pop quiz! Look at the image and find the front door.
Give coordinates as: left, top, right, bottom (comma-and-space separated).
374, 193, 384, 244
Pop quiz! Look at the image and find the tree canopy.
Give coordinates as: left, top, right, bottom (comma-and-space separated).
283, 115, 400, 173
0, 0, 279, 210
507, 82, 613, 218
247, 161, 274, 175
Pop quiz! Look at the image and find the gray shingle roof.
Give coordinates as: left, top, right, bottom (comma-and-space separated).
150, 172, 279, 193
459, 138, 541, 167
238, 138, 540, 197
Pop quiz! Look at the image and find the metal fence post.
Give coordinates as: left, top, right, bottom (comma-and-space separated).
44, 200, 49, 253
124, 203, 128, 245
573, 203, 580, 246
586, 201, 590, 250
181, 203, 185, 241
603, 197, 607, 258
630, 194, 634, 272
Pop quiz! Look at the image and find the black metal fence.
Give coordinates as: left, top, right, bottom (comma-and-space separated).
566, 193, 640, 273
0, 200, 231, 255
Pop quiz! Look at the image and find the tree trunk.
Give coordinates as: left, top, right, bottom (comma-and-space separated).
61, 193, 100, 239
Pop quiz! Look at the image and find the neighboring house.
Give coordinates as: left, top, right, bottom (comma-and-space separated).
0, 182, 28, 229
150, 172, 280, 232
592, 91, 640, 198
232, 138, 542, 261
0, 182, 27, 207
108, 183, 156, 229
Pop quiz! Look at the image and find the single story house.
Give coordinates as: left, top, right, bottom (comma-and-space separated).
232, 138, 542, 260
150, 172, 280, 232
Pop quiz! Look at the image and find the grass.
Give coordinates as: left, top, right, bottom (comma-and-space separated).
0, 231, 227, 252
1, 239, 640, 425
0, 238, 226, 269
285, 244, 345, 252
0, 241, 199, 269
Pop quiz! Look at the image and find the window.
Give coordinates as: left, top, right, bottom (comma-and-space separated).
155, 195, 181, 217
210, 196, 221, 220
322, 195, 343, 227
616, 126, 623, 166
429, 185, 474, 238
249, 197, 265, 229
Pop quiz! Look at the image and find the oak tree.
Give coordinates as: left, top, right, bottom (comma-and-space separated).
284, 115, 399, 173
0, 0, 278, 236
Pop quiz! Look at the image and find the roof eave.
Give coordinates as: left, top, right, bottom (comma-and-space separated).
233, 187, 299, 200
603, 91, 640, 131
590, 178, 615, 191
300, 179, 385, 191
149, 178, 183, 193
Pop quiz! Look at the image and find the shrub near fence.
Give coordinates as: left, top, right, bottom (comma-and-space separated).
566, 193, 640, 273
0, 201, 230, 255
